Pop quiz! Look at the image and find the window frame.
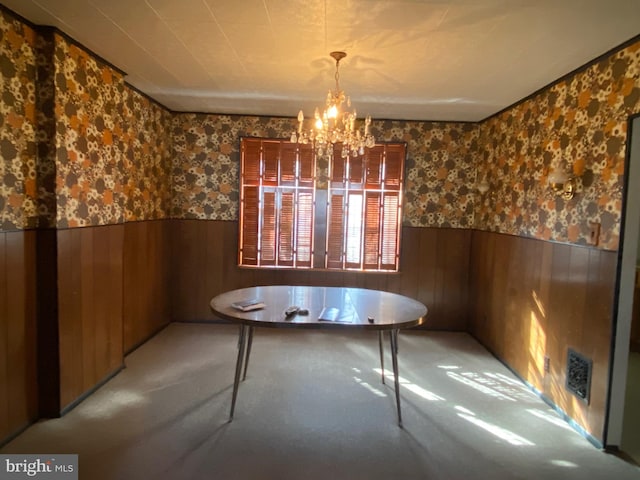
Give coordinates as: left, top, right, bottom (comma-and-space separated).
238, 137, 405, 272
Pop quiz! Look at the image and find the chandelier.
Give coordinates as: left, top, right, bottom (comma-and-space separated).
291, 51, 375, 158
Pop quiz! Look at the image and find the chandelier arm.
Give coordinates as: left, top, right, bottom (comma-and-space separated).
293, 51, 375, 157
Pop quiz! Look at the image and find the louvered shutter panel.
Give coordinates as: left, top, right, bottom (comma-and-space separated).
381, 193, 400, 270
262, 141, 279, 185
296, 191, 313, 267
384, 144, 404, 190
330, 152, 346, 186
349, 154, 364, 184
345, 193, 363, 268
240, 186, 259, 265
326, 194, 345, 269
261, 190, 276, 265
299, 144, 314, 186
363, 192, 381, 269
280, 143, 296, 184
380, 144, 404, 271
242, 139, 261, 185
278, 191, 295, 266
365, 146, 383, 187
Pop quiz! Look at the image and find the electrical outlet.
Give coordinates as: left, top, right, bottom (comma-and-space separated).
544, 356, 550, 373
588, 222, 600, 246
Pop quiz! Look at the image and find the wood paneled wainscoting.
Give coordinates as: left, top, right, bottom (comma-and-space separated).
123, 220, 171, 353
57, 225, 125, 412
469, 230, 617, 444
169, 219, 472, 331
1, 221, 172, 445
0, 230, 38, 444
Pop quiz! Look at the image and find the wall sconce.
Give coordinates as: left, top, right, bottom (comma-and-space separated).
548, 168, 575, 200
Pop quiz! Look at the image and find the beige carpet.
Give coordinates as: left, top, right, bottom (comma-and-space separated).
2, 323, 639, 480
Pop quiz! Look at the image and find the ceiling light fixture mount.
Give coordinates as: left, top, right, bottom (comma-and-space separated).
291, 51, 375, 157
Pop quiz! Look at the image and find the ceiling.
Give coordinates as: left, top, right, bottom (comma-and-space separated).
3, 0, 640, 122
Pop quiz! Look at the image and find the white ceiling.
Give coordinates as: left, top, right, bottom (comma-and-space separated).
3, 0, 640, 122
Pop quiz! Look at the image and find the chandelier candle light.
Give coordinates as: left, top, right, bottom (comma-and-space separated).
291, 51, 375, 157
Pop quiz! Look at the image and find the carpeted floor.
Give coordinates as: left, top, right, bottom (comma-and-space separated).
2, 323, 639, 480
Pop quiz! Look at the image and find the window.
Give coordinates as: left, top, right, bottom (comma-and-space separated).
326, 143, 404, 271
239, 138, 315, 268
239, 138, 404, 272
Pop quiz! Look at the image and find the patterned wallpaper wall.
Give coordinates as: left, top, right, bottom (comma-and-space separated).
0, 7, 172, 231
1, 5, 639, 253
378, 121, 478, 228
54, 34, 172, 228
0, 10, 37, 230
35, 27, 58, 229
171, 115, 294, 221
53, 34, 127, 228
171, 114, 479, 228
476, 40, 640, 250
121, 88, 172, 222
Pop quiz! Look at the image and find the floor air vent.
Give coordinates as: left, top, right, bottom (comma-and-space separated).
566, 348, 592, 404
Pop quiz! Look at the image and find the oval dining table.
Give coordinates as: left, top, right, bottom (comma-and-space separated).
209, 285, 428, 427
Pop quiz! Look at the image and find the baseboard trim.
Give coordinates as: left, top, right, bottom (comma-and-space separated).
59, 364, 125, 417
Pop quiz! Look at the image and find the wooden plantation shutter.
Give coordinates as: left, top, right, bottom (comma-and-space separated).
296, 191, 313, 267
240, 138, 403, 271
363, 191, 381, 269
239, 139, 261, 265
325, 143, 405, 271
239, 138, 315, 268
278, 191, 295, 265
380, 144, 403, 270
240, 186, 259, 265
381, 193, 400, 269
384, 144, 404, 189
262, 141, 279, 184
260, 190, 276, 265
344, 192, 363, 268
326, 194, 345, 269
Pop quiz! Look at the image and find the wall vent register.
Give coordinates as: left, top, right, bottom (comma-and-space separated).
566, 348, 592, 404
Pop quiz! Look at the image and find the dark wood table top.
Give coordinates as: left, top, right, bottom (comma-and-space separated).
209, 285, 427, 331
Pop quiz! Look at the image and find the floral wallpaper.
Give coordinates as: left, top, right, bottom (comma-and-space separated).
0, 10, 37, 230
476, 40, 640, 250
171, 114, 479, 227
1, 5, 639, 254
53, 32, 172, 228
53, 34, 126, 228
0, 6, 173, 232
171, 115, 296, 221
34, 28, 58, 229
374, 121, 478, 228
122, 87, 172, 222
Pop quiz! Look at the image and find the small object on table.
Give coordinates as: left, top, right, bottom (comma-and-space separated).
368, 316, 375, 323
284, 306, 299, 317
297, 308, 309, 315
231, 299, 265, 312
318, 307, 340, 322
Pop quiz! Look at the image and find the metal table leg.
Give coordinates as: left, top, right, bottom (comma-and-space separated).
243, 326, 254, 381
230, 324, 248, 421
389, 328, 403, 427
378, 330, 385, 384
